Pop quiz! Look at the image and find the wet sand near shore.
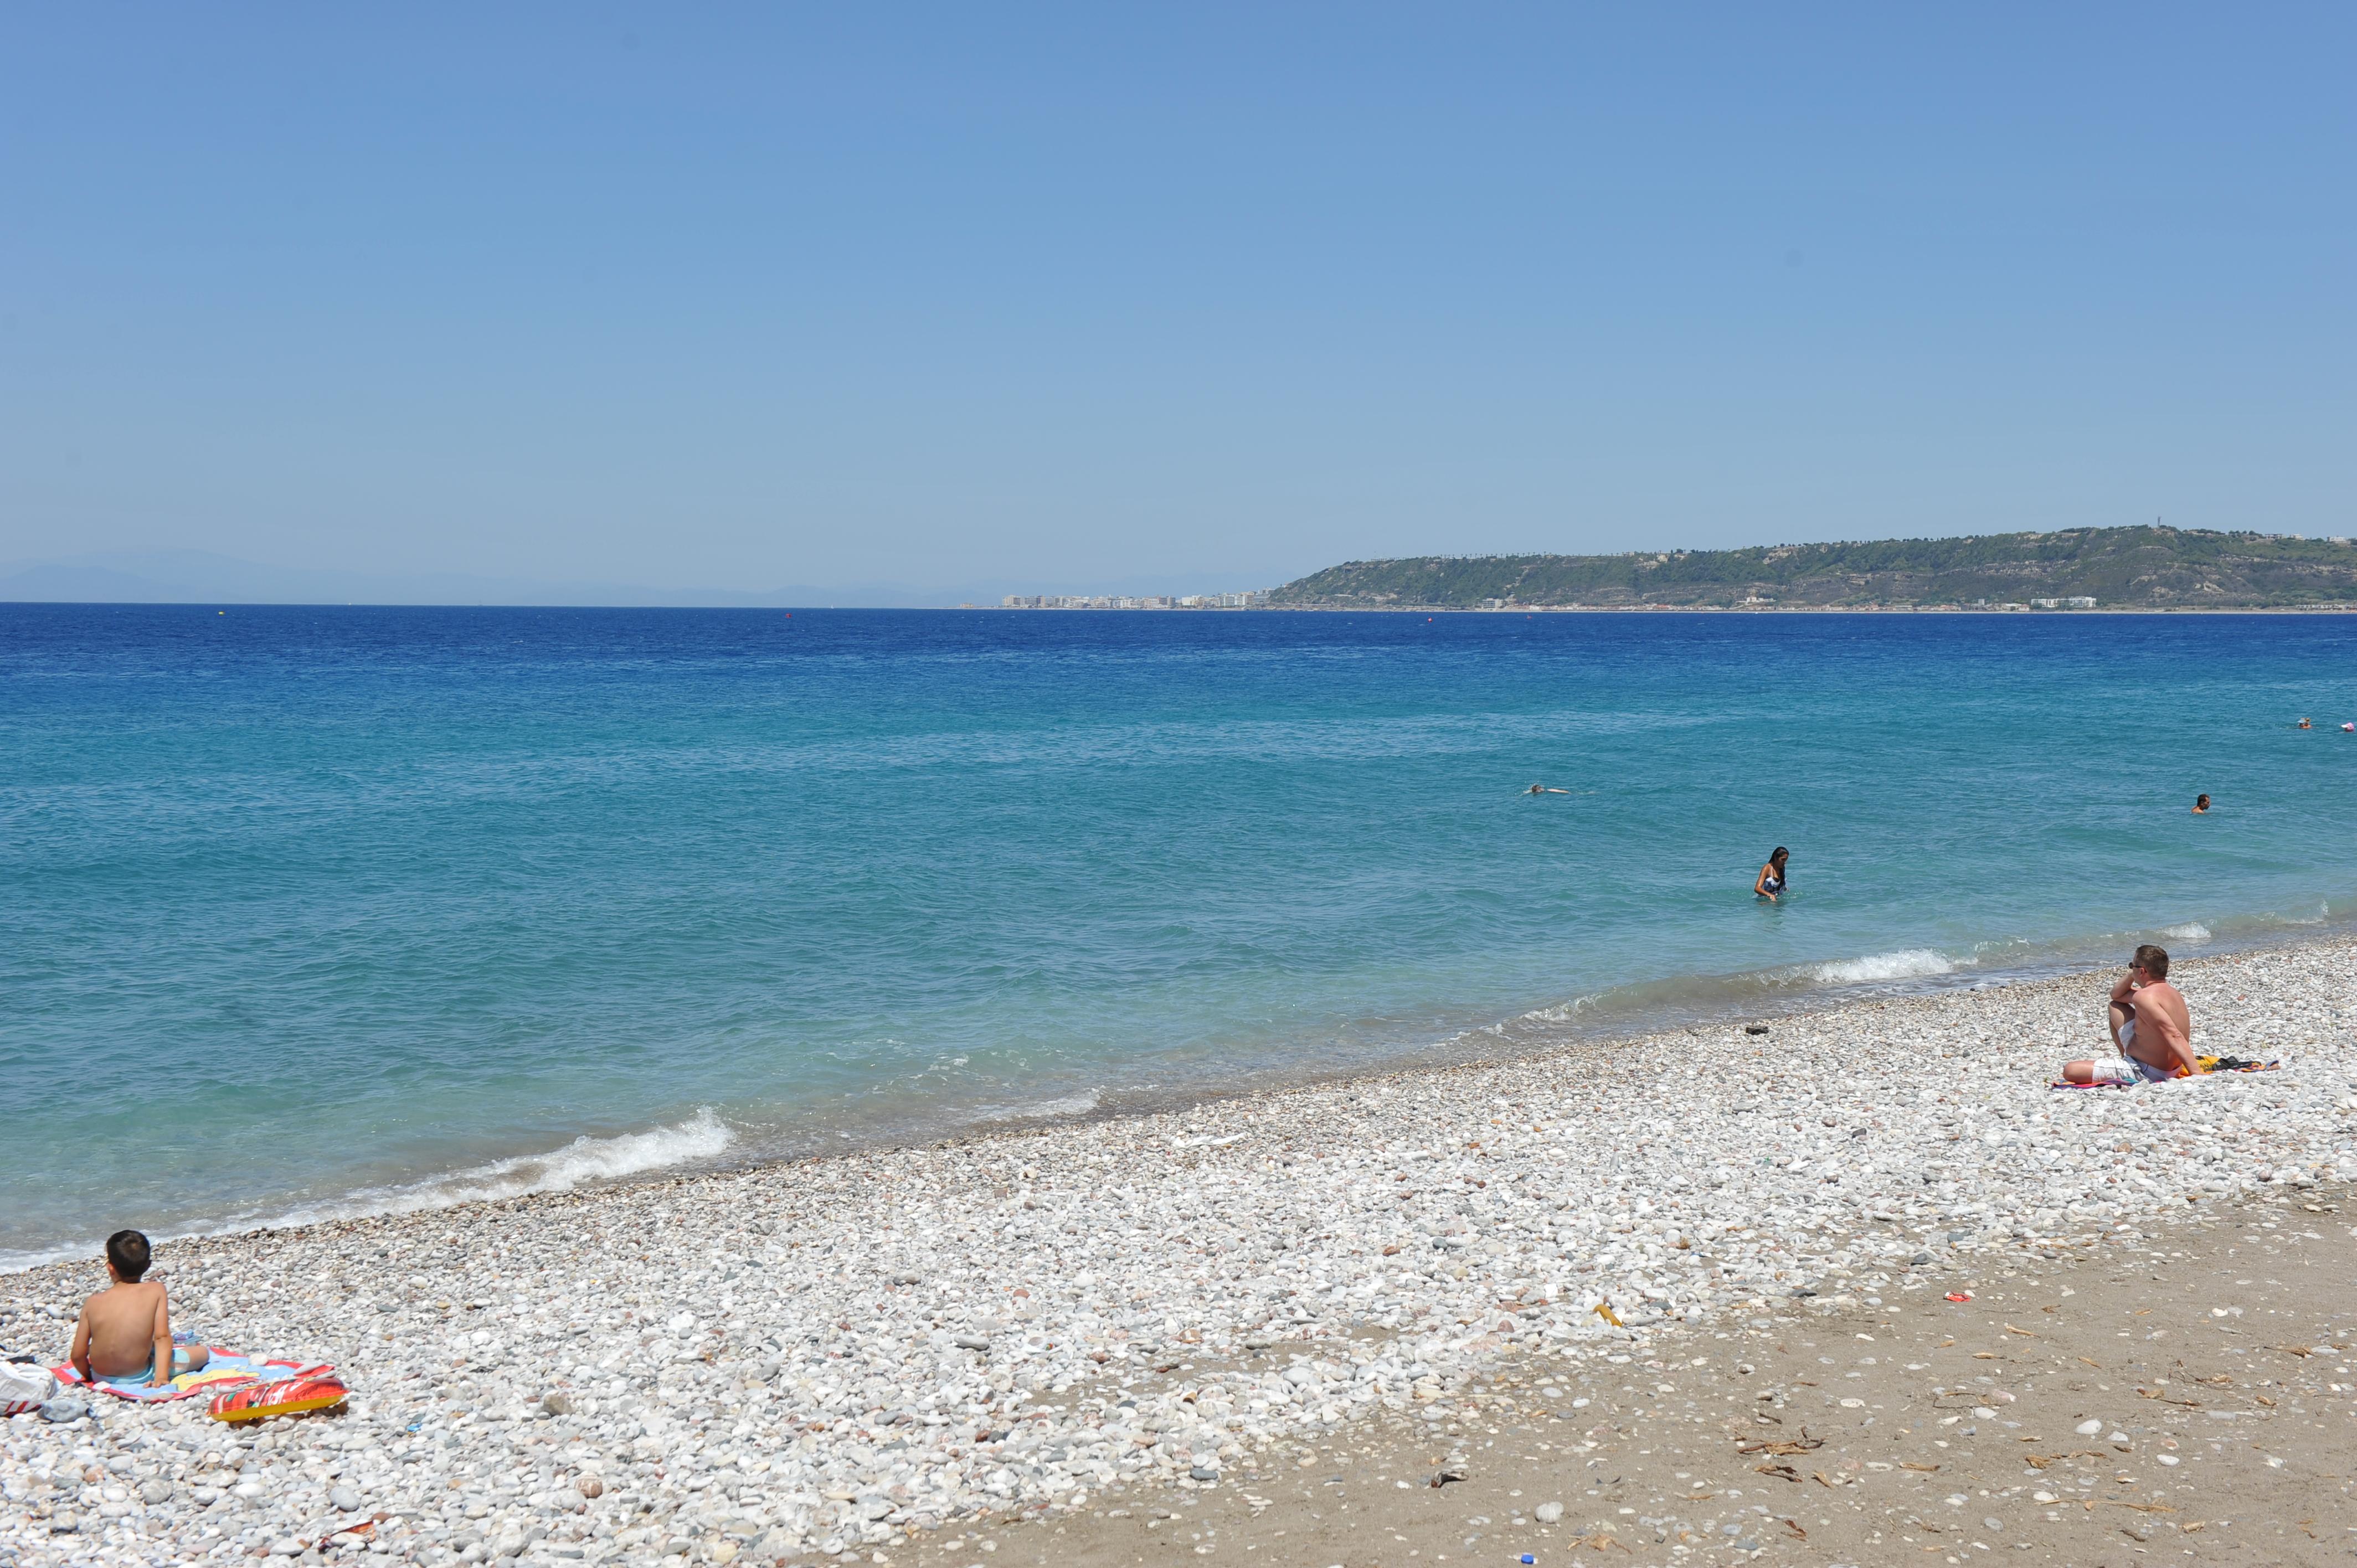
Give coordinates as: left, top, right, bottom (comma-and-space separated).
933, 1185, 2357, 1568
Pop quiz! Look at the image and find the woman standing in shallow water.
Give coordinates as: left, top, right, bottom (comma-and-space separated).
1753, 847, 1790, 902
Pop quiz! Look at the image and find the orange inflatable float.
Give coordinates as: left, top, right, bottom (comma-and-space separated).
207, 1368, 349, 1422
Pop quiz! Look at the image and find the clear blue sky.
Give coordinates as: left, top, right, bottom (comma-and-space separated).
2, 4, 2349, 593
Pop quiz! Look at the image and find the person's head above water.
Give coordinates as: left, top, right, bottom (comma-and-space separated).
2194, 794, 2210, 812
105, 1229, 151, 1282
1769, 847, 1789, 870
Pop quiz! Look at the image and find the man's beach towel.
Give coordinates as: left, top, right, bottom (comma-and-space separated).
52, 1350, 319, 1404
2050, 1056, 2282, 1090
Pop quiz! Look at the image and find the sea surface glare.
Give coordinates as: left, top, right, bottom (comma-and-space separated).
2, 605, 2350, 1262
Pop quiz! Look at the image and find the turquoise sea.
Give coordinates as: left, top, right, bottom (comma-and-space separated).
4, 605, 2353, 1266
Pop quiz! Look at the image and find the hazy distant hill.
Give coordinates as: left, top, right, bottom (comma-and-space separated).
1269, 527, 2357, 610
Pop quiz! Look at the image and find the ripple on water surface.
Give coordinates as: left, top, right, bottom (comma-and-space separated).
4, 605, 2355, 1257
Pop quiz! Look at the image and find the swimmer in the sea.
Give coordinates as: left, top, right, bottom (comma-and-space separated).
2299, 717, 2313, 729
1526, 783, 1571, 795
2193, 793, 2210, 814
1753, 846, 1790, 903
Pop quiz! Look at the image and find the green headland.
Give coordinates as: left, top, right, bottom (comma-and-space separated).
1269, 526, 2357, 610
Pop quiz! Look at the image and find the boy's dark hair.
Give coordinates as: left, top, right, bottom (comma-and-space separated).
2132, 944, 2170, 979
106, 1229, 152, 1282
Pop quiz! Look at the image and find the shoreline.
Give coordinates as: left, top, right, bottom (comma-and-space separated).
5, 939, 2355, 1566
1229, 605, 2357, 615
9, 917, 2353, 1278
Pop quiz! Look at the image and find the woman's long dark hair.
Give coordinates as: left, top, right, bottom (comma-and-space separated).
1769, 847, 1789, 870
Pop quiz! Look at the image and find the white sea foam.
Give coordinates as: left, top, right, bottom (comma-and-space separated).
397, 1108, 735, 1204
1808, 948, 1963, 986
250, 1108, 738, 1232
1526, 998, 1593, 1024
1028, 1090, 1103, 1119
2161, 922, 2213, 942
0, 1110, 738, 1273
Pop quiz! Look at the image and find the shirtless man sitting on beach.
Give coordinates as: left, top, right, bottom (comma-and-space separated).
68, 1230, 208, 1390
2062, 944, 2198, 1085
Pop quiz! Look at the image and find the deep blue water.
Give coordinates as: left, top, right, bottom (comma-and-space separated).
4, 604, 2353, 1263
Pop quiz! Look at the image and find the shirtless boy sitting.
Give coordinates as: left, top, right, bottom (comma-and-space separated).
68, 1230, 208, 1389
2062, 944, 2198, 1085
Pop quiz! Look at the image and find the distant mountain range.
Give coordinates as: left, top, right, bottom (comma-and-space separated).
1269, 527, 2357, 610
0, 550, 1219, 609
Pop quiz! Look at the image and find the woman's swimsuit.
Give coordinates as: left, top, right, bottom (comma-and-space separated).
1760, 871, 1785, 895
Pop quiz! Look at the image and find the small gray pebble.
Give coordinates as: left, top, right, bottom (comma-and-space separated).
330, 1484, 363, 1513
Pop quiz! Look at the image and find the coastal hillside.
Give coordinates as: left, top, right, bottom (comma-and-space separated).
1269, 527, 2357, 608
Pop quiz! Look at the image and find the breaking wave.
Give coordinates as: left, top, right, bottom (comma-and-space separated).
339, 1107, 740, 1212
1805, 948, 1966, 986
0, 1110, 737, 1273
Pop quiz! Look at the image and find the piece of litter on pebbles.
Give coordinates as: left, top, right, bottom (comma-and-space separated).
2075, 1419, 2104, 1435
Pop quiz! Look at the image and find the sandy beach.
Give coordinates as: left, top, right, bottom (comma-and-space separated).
6, 940, 2355, 1568
943, 1180, 2357, 1567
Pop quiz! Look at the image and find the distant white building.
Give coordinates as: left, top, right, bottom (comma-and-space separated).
2030, 596, 2098, 610
997, 589, 1266, 609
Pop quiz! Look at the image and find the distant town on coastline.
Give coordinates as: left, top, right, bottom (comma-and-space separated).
999, 591, 1266, 610
999, 527, 2357, 612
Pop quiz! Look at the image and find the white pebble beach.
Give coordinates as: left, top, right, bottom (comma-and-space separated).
6, 938, 2353, 1566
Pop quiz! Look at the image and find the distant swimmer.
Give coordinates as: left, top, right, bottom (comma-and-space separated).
1526, 783, 1571, 795
2193, 793, 2211, 814
2299, 717, 2314, 729
2344, 723, 2355, 733
1753, 846, 1790, 903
